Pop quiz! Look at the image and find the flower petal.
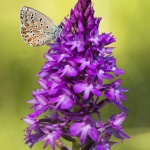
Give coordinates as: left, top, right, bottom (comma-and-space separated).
88, 127, 98, 142
73, 83, 85, 93
69, 122, 83, 136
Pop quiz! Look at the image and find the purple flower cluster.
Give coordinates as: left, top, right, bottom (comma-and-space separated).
23, 0, 129, 149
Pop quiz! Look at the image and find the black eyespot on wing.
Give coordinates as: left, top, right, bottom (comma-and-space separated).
40, 18, 42, 22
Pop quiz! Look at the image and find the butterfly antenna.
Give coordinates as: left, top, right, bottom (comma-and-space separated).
60, 14, 69, 23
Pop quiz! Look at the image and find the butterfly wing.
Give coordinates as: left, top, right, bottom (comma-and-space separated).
20, 6, 58, 46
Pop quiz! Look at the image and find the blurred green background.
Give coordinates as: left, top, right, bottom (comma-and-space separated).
0, 0, 150, 149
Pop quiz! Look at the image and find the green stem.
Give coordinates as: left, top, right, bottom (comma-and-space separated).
72, 137, 80, 150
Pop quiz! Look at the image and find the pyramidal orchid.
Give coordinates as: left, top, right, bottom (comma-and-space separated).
23, 0, 129, 149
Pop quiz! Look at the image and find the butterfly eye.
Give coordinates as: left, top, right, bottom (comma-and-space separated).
58, 25, 63, 29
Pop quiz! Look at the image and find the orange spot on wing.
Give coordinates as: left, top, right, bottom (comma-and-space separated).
25, 23, 29, 27
28, 38, 32, 42
23, 31, 26, 34
24, 15, 27, 18
22, 28, 26, 31
32, 43, 37, 46
25, 35, 29, 38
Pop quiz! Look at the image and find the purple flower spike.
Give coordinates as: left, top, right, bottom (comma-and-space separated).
23, 0, 129, 149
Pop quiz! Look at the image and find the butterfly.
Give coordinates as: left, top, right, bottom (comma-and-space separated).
20, 6, 63, 47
